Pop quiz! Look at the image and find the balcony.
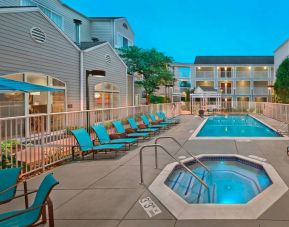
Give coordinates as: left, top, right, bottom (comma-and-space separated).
196, 71, 214, 80
253, 87, 269, 95
219, 87, 232, 95
235, 87, 251, 95
253, 71, 269, 80
236, 71, 250, 79
218, 71, 232, 79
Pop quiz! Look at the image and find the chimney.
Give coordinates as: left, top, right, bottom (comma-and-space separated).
92, 37, 99, 43
73, 19, 82, 45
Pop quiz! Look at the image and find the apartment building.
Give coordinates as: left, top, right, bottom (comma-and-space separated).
171, 56, 275, 103
0, 0, 135, 118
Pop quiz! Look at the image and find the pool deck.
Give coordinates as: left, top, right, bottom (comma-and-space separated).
1, 114, 289, 227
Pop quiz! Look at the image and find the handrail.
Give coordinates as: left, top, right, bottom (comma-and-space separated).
154, 137, 210, 171
139, 144, 209, 190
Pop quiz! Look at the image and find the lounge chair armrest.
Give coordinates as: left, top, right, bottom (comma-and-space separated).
110, 133, 126, 139
0, 204, 44, 222
125, 128, 135, 133
138, 124, 146, 129
0, 183, 18, 195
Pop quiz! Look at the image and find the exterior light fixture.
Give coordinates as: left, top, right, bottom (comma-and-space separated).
198, 67, 201, 70
86, 69, 106, 129
264, 67, 267, 70
248, 66, 251, 70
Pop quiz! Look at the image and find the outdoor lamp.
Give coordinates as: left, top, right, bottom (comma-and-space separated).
86, 69, 106, 130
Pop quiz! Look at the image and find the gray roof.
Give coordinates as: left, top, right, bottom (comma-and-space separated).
78, 41, 107, 50
194, 56, 274, 65
199, 86, 218, 92
88, 17, 124, 20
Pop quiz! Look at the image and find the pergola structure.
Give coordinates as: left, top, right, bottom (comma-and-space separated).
190, 86, 222, 112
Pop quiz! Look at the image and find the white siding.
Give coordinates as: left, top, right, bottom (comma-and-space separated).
0, 0, 20, 6
274, 40, 289, 73
114, 18, 134, 46
0, 11, 81, 111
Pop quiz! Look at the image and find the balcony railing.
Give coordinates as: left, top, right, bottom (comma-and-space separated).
253, 87, 269, 95
219, 87, 232, 94
196, 71, 214, 80
235, 87, 251, 95
236, 71, 250, 79
218, 71, 232, 79
252, 71, 269, 80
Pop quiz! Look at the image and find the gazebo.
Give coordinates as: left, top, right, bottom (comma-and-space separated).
190, 86, 222, 112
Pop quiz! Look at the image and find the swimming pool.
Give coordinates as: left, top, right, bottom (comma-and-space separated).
196, 115, 281, 137
165, 157, 272, 204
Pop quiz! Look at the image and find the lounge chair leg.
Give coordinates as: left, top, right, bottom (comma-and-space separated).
47, 197, 55, 227
93, 152, 95, 160
42, 203, 47, 224
23, 181, 29, 209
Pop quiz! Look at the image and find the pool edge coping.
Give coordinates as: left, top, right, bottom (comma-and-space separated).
189, 114, 289, 140
149, 154, 288, 220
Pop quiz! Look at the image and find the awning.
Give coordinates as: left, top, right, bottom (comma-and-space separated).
0, 77, 63, 93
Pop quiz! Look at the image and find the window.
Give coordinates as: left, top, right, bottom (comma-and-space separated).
117, 34, 133, 48
21, 0, 63, 29
178, 67, 191, 78
179, 81, 191, 88
95, 83, 120, 109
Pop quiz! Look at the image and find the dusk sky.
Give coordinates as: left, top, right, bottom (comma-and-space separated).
63, 0, 289, 63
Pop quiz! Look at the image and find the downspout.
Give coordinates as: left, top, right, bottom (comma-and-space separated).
80, 51, 84, 111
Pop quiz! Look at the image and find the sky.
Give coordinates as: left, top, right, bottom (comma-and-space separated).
63, 0, 289, 63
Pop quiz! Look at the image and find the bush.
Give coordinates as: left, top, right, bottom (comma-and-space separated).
150, 95, 170, 104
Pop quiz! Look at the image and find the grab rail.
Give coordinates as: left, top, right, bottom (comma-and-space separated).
154, 137, 210, 171
139, 144, 209, 190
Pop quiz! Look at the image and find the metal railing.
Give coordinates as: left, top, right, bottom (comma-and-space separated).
139, 144, 209, 189
154, 136, 209, 171
0, 102, 184, 175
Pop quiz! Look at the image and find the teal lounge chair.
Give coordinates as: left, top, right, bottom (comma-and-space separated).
0, 168, 23, 206
0, 173, 59, 227
149, 113, 171, 127
141, 115, 167, 130
112, 120, 149, 140
159, 111, 180, 124
127, 118, 159, 135
156, 112, 178, 125
71, 128, 125, 160
91, 124, 137, 150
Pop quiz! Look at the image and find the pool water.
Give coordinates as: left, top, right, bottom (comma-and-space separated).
165, 158, 272, 204
197, 115, 281, 137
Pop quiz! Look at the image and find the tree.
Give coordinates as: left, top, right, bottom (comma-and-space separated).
119, 46, 174, 104
274, 58, 289, 103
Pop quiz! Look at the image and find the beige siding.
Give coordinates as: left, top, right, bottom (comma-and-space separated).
90, 20, 114, 45
127, 75, 133, 106
0, 11, 81, 111
83, 44, 127, 109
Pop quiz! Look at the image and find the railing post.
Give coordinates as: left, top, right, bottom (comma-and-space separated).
154, 140, 158, 169
139, 148, 144, 184
41, 116, 45, 173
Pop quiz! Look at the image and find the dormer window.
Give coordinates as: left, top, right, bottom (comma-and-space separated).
123, 23, 128, 29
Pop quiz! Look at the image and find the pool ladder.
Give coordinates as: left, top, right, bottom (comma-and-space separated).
139, 138, 210, 190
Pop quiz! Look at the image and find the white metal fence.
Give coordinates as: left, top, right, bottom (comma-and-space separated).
0, 103, 183, 175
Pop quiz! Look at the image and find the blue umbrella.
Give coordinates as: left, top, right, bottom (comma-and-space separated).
0, 77, 63, 93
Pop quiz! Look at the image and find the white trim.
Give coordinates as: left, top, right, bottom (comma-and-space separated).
83, 42, 128, 69
80, 52, 84, 111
